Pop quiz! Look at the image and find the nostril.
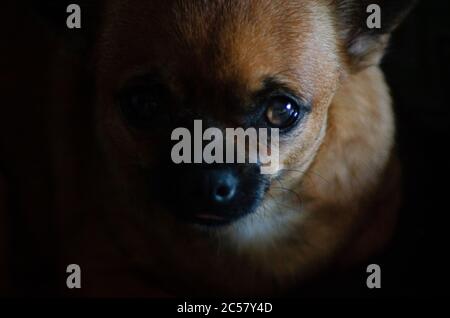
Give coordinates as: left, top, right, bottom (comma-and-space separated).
216, 184, 232, 199
213, 178, 237, 203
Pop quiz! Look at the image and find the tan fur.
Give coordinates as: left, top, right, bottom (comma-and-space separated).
4, 0, 404, 296
79, 0, 404, 296
0, 0, 416, 297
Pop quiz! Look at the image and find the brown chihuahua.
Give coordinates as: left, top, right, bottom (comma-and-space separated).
2, 0, 415, 296
87, 0, 415, 296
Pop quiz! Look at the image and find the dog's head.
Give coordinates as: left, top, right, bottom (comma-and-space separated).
82, 0, 413, 293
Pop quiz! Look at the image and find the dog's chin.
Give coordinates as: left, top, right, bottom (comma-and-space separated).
140, 173, 301, 246
172, 196, 301, 247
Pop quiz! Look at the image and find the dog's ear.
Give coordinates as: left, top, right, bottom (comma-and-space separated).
335, 0, 417, 71
29, 0, 102, 51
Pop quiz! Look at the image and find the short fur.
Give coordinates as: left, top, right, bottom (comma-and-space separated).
1, 0, 414, 296
88, 0, 412, 295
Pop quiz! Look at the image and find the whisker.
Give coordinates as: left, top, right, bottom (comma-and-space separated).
267, 192, 298, 213
272, 182, 302, 204
278, 167, 330, 185
271, 178, 303, 214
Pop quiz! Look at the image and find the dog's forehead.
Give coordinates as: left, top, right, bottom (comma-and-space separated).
169, 1, 313, 80
99, 0, 337, 106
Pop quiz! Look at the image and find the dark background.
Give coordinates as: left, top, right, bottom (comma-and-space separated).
381, 0, 449, 298
1, 0, 449, 299
376, 0, 448, 298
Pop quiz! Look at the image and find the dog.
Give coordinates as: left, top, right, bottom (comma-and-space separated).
4, 0, 415, 296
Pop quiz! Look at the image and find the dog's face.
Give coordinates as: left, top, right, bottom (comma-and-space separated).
91, 0, 412, 293
97, 0, 338, 227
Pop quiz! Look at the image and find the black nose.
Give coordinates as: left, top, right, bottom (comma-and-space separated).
157, 163, 266, 226
179, 167, 241, 225
208, 170, 237, 204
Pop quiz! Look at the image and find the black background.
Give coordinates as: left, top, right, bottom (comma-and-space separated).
379, 0, 449, 298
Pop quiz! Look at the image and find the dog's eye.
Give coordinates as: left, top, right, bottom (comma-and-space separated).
265, 96, 301, 129
118, 86, 162, 127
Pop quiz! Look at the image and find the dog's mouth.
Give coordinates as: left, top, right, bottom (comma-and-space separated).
171, 183, 268, 227
177, 205, 258, 227
190, 213, 233, 227
145, 162, 270, 228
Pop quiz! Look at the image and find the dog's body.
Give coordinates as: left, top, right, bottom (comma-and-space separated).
1, 0, 414, 296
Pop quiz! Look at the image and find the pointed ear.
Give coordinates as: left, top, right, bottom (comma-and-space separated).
335, 0, 417, 71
